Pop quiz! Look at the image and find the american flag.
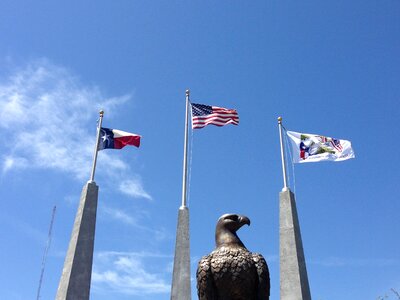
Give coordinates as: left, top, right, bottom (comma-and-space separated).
190, 103, 239, 129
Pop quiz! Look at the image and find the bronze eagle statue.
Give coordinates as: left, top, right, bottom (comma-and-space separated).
196, 213, 270, 300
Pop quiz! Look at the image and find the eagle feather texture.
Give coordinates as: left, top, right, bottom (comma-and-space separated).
196, 214, 270, 300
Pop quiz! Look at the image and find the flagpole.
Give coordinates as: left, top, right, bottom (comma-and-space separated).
278, 116, 289, 191
278, 116, 312, 299
89, 110, 104, 183
171, 90, 192, 300
181, 90, 190, 208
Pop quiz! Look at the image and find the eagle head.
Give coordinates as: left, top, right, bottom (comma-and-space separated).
215, 213, 250, 248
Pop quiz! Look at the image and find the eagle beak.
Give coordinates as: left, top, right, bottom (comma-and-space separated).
239, 215, 251, 226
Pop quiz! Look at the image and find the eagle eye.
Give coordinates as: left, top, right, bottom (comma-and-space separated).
225, 215, 238, 221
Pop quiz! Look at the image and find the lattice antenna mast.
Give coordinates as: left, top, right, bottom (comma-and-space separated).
36, 205, 57, 300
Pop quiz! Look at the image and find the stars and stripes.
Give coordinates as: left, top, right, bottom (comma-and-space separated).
330, 138, 343, 152
190, 103, 239, 129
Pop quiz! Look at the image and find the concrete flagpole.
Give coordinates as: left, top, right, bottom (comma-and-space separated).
278, 117, 312, 300
55, 110, 103, 300
171, 90, 192, 300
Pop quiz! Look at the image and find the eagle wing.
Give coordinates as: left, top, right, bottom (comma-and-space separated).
196, 254, 216, 300
252, 253, 270, 300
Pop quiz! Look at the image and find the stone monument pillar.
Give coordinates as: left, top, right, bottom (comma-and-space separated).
170, 206, 191, 300
280, 189, 311, 300
56, 181, 99, 300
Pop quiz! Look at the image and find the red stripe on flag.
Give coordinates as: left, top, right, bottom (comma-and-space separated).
114, 135, 141, 149
192, 118, 239, 129
190, 103, 239, 129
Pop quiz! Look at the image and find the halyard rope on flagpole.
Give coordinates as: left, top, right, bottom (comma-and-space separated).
282, 124, 297, 196
288, 140, 297, 196
278, 117, 289, 191
187, 119, 194, 208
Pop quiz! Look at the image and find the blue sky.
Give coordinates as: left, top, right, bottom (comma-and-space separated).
0, 1, 399, 299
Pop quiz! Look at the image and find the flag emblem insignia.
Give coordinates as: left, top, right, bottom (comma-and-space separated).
287, 131, 354, 163
299, 134, 343, 160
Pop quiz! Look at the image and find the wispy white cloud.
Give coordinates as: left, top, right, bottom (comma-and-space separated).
63, 194, 79, 206
101, 206, 171, 241
0, 59, 123, 179
1, 156, 28, 175
92, 251, 171, 296
119, 178, 153, 201
102, 206, 136, 225
0, 59, 151, 200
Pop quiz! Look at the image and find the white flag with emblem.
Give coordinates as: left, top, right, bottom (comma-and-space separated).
286, 130, 355, 163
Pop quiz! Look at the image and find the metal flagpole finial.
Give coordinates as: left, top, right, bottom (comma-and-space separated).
186, 89, 190, 97
99, 110, 104, 116
278, 116, 282, 124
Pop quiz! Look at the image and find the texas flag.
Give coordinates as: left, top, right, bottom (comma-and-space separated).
98, 127, 141, 150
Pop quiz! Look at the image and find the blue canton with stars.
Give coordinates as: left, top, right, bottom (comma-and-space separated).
191, 103, 213, 116
98, 127, 115, 150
